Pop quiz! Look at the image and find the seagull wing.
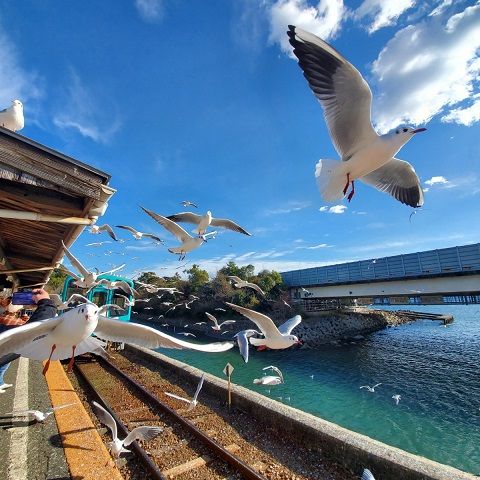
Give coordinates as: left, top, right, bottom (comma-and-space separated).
192, 373, 205, 402
98, 224, 118, 241
263, 365, 284, 382
142, 233, 163, 242
287, 25, 377, 159
164, 392, 191, 404
245, 282, 265, 296
166, 212, 203, 225
141, 207, 192, 242
205, 312, 218, 328
227, 275, 242, 283
235, 331, 250, 363
278, 315, 302, 335
94, 318, 234, 352
116, 225, 139, 235
0, 318, 62, 357
225, 302, 280, 338
123, 426, 163, 446
5, 409, 41, 416
373, 383, 382, 389
61, 241, 89, 277
210, 218, 251, 236
360, 158, 424, 208
115, 281, 135, 297
218, 320, 236, 327
100, 263, 126, 276
361, 469, 376, 480
47, 402, 76, 414
91, 401, 117, 440
359, 386, 369, 390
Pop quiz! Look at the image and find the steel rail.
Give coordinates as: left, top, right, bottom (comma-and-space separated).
92, 353, 268, 480
74, 361, 167, 480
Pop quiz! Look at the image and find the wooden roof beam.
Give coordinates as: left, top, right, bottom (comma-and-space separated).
0, 209, 95, 225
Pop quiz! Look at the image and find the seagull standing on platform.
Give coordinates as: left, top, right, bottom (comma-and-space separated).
92, 401, 163, 458
0, 99, 24, 132
287, 25, 425, 208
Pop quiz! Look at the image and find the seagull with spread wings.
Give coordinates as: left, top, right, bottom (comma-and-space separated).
6, 403, 76, 422
227, 276, 265, 296
90, 224, 118, 241
360, 383, 382, 393
115, 225, 163, 243
205, 312, 236, 332
164, 373, 205, 411
287, 25, 425, 207
166, 210, 251, 236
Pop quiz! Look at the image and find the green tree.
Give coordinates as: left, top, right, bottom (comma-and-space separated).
186, 264, 209, 293
136, 271, 163, 285
46, 268, 68, 293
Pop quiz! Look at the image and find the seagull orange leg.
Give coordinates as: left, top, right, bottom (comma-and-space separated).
343, 173, 351, 195
347, 180, 355, 202
42, 344, 56, 375
67, 345, 76, 373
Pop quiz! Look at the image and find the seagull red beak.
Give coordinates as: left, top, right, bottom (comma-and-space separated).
412, 128, 427, 134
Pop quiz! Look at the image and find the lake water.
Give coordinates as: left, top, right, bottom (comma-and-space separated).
155, 305, 480, 474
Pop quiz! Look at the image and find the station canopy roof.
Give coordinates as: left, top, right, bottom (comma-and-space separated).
0, 127, 114, 289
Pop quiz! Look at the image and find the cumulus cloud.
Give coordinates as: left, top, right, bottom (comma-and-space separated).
53, 69, 122, 143
319, 205, 347, 214
424, 175, 449, 186
267, 0, 346, 56
371, 3, 480, 132
265, 200, 311, 215
135, 0, 164, 23
355, 0, 416, 33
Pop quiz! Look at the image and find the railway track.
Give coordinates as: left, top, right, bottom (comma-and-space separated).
74, 354, 270, 480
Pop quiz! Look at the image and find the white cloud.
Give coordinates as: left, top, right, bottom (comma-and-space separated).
355, 0, 416, 33
305, 243, 329, 249
371, 3, 480, 132
429, 0, 453, 17
268, 0, 346, 56
441, 92, 480, 126
135, 0, 164, 23
265, 200, 311, 215
0, 21, 43, 111
319, 204, 347, 214
424, 175, 449, 186
53, 70, 122, 143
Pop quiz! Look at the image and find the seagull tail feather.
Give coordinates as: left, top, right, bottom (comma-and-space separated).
315, 159, 345, 202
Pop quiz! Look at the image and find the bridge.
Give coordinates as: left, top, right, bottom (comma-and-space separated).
281, 243, 480, 308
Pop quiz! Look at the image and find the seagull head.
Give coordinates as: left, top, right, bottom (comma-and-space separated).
78, 303, 99, 322
12, 99, 23, 108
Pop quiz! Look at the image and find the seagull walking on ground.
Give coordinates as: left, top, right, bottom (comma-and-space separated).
226, 302, 302, 350
92, 401, 163, 459
6, 403, 76, 422
287, 25, 426, 208
164, 373, 205, 411
0, 99, 24, 132
227, 276, 265, 296
116, 225, 163, 243
141, 207, 215, 260
166, 210, 251, 236
360, 383, 382, 393
205, 312, 236, 331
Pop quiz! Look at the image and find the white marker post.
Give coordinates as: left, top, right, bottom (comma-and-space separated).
223, 362, 234, 409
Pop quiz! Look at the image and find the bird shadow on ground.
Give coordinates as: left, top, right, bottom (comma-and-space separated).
0, 417, 36, 429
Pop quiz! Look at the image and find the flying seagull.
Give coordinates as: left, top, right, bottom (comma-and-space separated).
392, 394, 401, 405
205, 312, 236, 331
141, 206, 214, 260
166, 211, 251, 236
90, 224, 118, 241
115, 225, 163, 243
263, 365, 284, 383
253, 375, 283, 386
234, 329, 260, 363
6, 403, 76, 422
287, 25, 425, 208
227, 276, 265, 296
164, 373, 205, 411
92, 401, 163, 458
225, 302, 302, 350
0, 99, 24, 132
181, 200, 198, 208
360, 383, 382, 392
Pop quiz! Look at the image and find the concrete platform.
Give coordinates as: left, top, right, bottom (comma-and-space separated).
0, 358, 122, 480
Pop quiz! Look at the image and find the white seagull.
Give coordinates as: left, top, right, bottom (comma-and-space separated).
6, 403, 76, 422
141, 207, 214, 260
115, 225, 163, 243
164, 373, 205, 411
360, 383, 382, 393
115, 293, 135, 307
90, 224, 118, 241
166, 211, 251, 236
392, 394, 401, 405
96, 278, 136, 297
92, 401, 163, 458
233, 329, 260, 363
287, 25, 425, 208
205, 312, 236, 331
0, 99, 24, 132
226, 303, 302, 350
361, 469, 376, 480
253, 376, 282, 386
181, 200, 198, 208
263, 365, 284, 383
227, 276, 265, 296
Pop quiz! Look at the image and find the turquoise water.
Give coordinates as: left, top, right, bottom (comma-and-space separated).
155, 305, 480, 474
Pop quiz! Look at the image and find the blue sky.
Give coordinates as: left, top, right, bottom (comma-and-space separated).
1, 0, 479, 279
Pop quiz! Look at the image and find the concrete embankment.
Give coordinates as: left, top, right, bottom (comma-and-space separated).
127, 345, 475, 480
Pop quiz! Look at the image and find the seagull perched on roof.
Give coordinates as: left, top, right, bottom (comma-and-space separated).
227, 276, 265, 296
166, 211, 251, 236
0, 99, 24, 132
141, 206, 215, 260
115, 225, 163, 243
287, 25, 425, 208
90, 224, 118, 241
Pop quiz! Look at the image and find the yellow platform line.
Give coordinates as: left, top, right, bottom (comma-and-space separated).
44, 360, 123, 480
